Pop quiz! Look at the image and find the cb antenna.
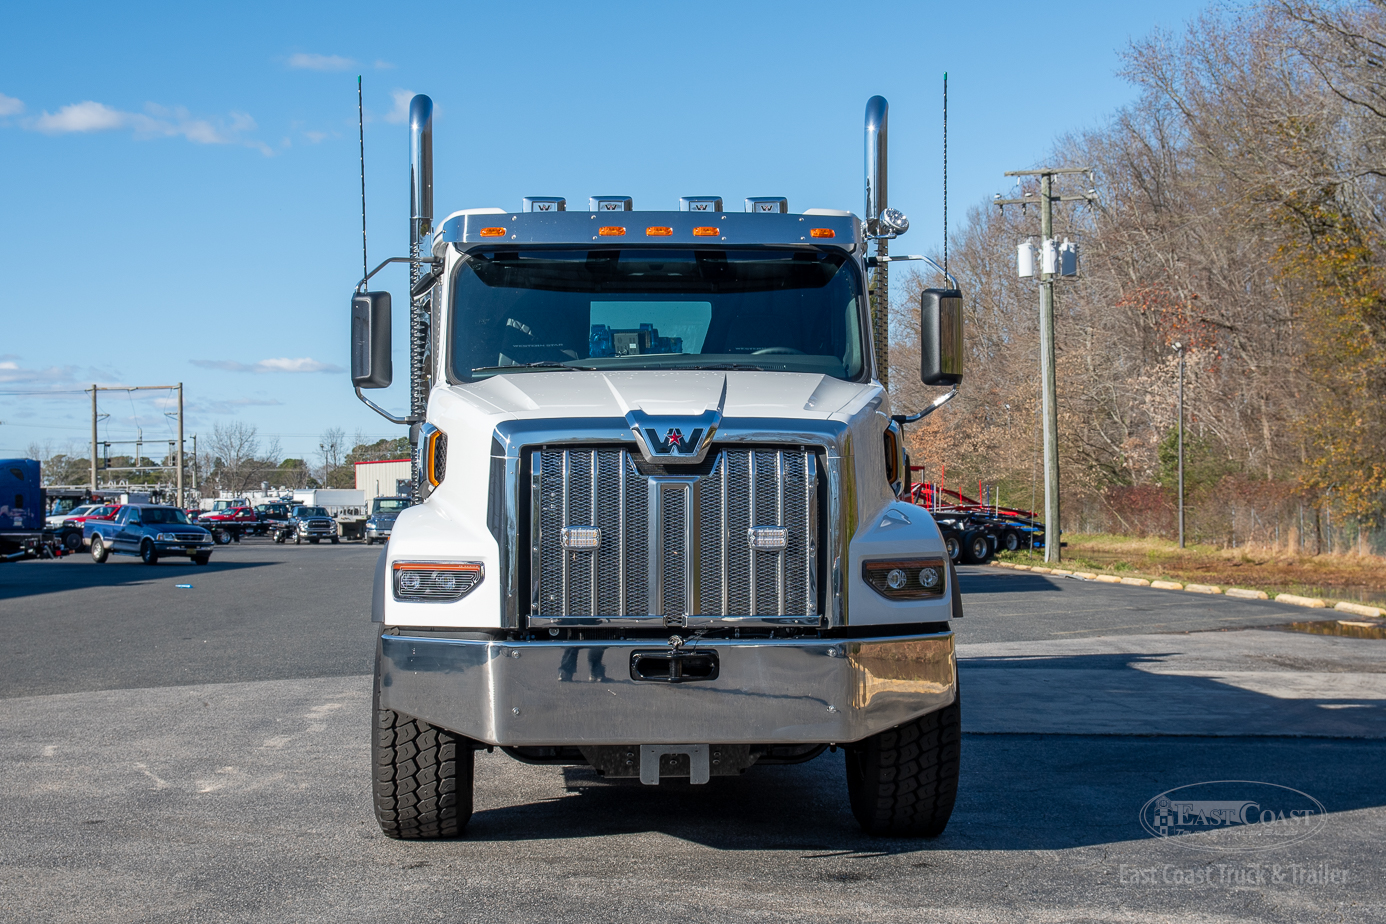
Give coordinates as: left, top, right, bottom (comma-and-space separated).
943, 72, 948, 280
358, 75, 368, 288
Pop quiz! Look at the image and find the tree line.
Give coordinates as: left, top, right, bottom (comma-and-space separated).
28, 423, 409, 499
890, 0, 1386, 553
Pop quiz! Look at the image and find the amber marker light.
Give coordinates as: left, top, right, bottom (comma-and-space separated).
479, 227, 506, 237
645, 226, 673, 236
810, 228, 835, 238
598, 226, 626, 236
692, 226, 719, 237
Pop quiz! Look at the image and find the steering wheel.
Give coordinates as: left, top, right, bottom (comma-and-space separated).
751, 347, 806, 355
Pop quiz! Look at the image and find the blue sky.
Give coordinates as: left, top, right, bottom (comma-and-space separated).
0, 0, 1210, 465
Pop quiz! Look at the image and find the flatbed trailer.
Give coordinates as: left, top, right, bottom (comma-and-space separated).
905, 481, 1049, 563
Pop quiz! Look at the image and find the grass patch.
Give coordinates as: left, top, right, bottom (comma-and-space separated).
996, 533, 1386, 605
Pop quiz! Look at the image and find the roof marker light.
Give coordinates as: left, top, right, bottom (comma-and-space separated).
746, 197, 788, 213
590, 196, 633, 212
646, 226, 673, 236
523, 197, 566, 212
692, 226, 719, 237
810, 228, 835, 238
479, 227, 507, 237
599, 226, 626, 236
680, 196, 723, 212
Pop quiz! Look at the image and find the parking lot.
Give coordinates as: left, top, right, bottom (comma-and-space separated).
2, 541, 1382, 922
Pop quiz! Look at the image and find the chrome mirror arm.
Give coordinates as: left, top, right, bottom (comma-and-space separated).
892, 386, 959, 424
865, 253, 959, 290
356, 255, 442, 294
354, 386, 419, 426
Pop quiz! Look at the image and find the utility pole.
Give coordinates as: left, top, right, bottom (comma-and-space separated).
86, 384, 184, 498
90, 384, 98, 492
995, 167, 1095, 563
177, 382, 184, 509
1174, 343, 1185, 548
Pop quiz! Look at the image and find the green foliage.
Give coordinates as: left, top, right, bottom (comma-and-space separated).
1155, 429, 1236, 498
346, 437, 411, 465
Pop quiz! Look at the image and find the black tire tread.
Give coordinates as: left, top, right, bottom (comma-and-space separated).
372, 694, 473, 839
846, 694, 961, 837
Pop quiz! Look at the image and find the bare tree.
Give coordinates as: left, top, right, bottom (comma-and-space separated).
886, 0, 1386, 543
318, 427, 346, 484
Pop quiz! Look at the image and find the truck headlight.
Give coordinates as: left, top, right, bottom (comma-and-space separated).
862, 558, 947, 600
156, 532, 177, 542
392, 561, 483, 601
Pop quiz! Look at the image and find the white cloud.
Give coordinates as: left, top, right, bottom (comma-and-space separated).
0, 93, 24, 117
27, 100, 271, 155
190, 357, 344, 374
0, 357, 78, 387
303, 130, 328, 144
288, 53, 355, 71
195, 397, 285, 415
374, 60, 395, 70
35, 100, 124, 133
385, 89, 415, 124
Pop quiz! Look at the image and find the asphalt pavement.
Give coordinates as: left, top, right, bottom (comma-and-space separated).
1, 544, 1381, 922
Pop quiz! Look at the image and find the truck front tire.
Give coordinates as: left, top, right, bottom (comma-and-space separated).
845, 693, 961, 838
140, 540, 159, 565
372, 677, 474, 840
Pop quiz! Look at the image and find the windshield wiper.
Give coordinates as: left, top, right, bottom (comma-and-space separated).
471, 362, 597, 374
674, 363, 767, 372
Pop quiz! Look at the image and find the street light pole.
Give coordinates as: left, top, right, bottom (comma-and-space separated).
1175, 342, 1185, 548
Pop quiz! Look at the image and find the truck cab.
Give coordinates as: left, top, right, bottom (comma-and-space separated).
352, 95, 965, 840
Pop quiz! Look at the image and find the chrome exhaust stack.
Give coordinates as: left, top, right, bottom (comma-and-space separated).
407, 94, 434, 498
864, 95, 890, 385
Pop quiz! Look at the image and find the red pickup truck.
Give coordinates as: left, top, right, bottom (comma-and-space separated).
197, 506, 260, 544
57, 504, 121, 550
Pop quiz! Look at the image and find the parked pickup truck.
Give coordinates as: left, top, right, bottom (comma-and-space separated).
363, 496, 411, 545
57, 503, 120, 551
275, 506, 339, 545
87, 504, 214, 565
197, 505, 260, 544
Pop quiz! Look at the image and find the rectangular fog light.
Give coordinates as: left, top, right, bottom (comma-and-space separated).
561, 526, 602, 550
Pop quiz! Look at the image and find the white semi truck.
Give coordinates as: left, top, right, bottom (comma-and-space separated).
351, 94, 967, 839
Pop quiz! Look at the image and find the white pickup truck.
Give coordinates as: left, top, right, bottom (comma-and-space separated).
351, 94, 966, 840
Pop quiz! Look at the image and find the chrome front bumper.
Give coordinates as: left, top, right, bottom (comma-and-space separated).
378, 629, 955, 746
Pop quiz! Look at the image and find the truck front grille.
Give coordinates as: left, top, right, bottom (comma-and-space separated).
531, 448, 817, 622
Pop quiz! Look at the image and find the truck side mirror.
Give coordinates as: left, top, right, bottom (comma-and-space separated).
920, 288, 964, 386
351, 292, 392, 389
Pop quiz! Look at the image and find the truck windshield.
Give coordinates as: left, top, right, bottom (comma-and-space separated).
141, 508, 190, 525
373, 498, 409, 513
295, 507, 329, 518
449, 248, 865, 381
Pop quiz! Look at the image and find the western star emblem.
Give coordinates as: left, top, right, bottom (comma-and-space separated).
624, 385, 724, 465
644, 427, 702, 455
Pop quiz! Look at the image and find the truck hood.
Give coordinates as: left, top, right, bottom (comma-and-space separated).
442, 370, 878, 422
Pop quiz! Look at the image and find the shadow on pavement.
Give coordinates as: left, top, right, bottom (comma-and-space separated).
959, 651, 1386, 736
457, 732, 1386, 853
957, 572, 1064, 594
0, 557, 274, 601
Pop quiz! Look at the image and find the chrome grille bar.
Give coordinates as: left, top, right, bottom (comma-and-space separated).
531, 447, 818, 627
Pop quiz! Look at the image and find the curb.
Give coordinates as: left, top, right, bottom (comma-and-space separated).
1277, 593, 1326, 609
988, 559, 1378, 615
1335, 600, 1385, 618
